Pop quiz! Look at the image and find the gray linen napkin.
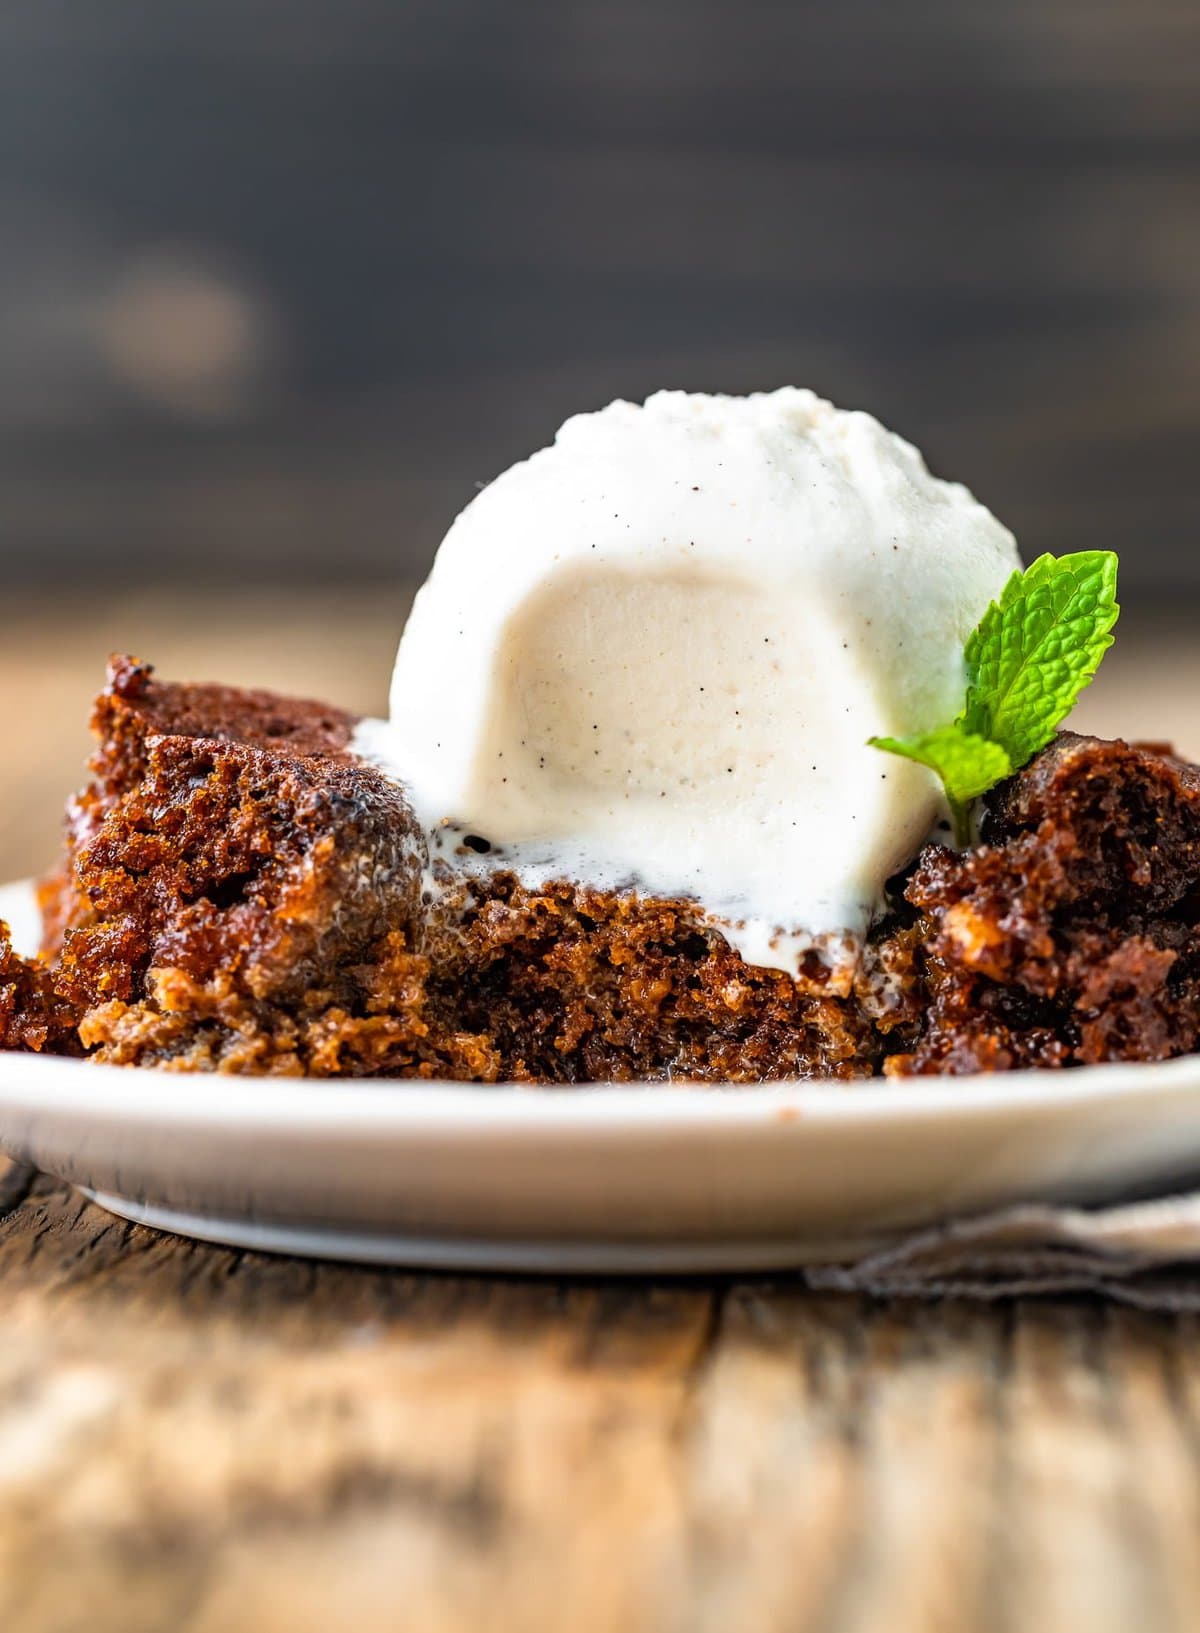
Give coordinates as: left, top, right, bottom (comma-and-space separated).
805, 1192, 1200, 1308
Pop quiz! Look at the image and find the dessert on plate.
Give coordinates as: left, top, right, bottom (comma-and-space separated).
4, 389, 1196, 1081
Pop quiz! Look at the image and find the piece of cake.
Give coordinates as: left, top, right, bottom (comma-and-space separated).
40, 655, 486, 1077
891, 732, 1200, 1073
25, 655, 901, 1079
0, 664, 1197, 1080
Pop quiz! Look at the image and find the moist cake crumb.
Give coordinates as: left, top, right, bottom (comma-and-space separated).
4, 658, 1200, 1080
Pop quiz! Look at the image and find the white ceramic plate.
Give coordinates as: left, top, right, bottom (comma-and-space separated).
2, 878, 1200, 1272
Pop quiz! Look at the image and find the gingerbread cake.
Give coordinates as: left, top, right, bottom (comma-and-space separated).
0, 655, 1197, 1081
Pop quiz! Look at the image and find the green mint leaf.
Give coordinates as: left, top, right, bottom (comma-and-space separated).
960, 550, 1119, 767
868, 549, 1118, 845
869, 727, 1012, 845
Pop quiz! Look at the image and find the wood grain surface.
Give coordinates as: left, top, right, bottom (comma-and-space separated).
3, 1173, 1200, 1633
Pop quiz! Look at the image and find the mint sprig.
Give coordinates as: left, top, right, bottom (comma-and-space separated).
870, 550, 1119, 844
870, 727, 1013, 838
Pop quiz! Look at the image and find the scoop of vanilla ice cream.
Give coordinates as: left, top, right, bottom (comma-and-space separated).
367, 389, 1020, 974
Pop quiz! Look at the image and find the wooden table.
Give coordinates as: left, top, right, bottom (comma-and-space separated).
3, 593, 1200, 1630
4, 1170, 1200, 1633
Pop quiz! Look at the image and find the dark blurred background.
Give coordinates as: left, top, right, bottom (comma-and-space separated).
3, 0, 1198, 595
